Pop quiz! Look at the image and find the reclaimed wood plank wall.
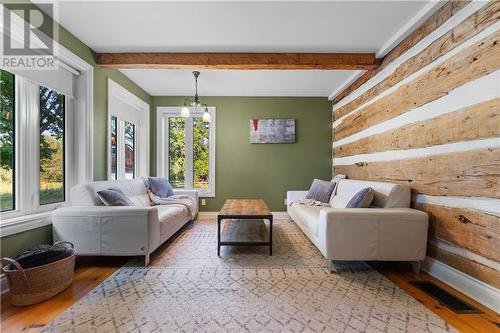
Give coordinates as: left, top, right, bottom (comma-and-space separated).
332, 1, 500, 289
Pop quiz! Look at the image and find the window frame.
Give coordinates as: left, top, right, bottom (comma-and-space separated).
0, 47, 94, 237
107, 79, 149, 181
156, 106, 216, 197
1, 76, 73, 221
0, 70, 16, 213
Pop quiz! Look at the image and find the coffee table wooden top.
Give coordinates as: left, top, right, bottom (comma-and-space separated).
219, 199, 272, 218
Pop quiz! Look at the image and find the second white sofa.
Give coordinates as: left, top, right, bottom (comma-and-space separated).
287, 179, 428, 272
53, 179, 198, 266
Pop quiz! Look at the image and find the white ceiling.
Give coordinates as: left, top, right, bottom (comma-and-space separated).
45, 1, 443, 97
119, 69, 361, 96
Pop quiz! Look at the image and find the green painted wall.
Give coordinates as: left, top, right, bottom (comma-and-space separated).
152, 96, 332, 211
54, 23, 153, 181
2, 4, 332, 256
1, 3, 152, 256
1, 225, 52, 259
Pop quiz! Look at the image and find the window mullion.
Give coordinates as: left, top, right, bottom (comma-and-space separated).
23, 80, 41, 213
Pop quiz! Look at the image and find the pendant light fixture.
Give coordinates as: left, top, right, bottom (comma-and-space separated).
181, 71, 211, 123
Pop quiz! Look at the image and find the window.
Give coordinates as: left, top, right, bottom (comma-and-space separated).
193, 117, 210, 189
39, 86, 65, 205
0, 5, 93, 235
0, 70, 15, 212
168, 117, 185, 188
110, 116, 117, 180
107, 79, 149, 180
0, 67, 82, 222
157, 107, 215, 197
108, 115, 138, 180
124, 121, 135, 179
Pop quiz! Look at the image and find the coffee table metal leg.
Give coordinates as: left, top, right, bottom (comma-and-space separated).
269, 217, 273, 256
217, 216, 221, 257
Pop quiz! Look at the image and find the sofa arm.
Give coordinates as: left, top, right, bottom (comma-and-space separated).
286, 191, 309, 207
53, 206, 159, 256
318, 208, 428, 261
173, 189, 199, 216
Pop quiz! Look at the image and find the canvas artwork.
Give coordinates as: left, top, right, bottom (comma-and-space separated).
250, 118, 295, 144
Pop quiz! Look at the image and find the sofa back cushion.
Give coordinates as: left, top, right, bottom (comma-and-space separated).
331, 179, 410, 208
70, 179, 149, 207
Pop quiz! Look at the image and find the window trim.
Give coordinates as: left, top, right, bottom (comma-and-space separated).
156, 106, 216, 197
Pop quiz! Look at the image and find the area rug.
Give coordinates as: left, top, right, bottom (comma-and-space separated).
41, 218, 458, 333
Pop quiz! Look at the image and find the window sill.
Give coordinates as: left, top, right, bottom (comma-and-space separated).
0, 211, 53, 237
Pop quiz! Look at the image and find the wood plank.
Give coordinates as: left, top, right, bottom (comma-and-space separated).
334, 148, 500, 198
96, 53, 380, 70
334, 31, 500, 141
1, 257, 125, 333
415, 203, 500, 262
331, 70, 373, 108
379, 1, 471, 71
373, 261, 500, 333
427, 242, 500, 290
219, 199, 271, 217
334, 98, 500, 157
333, 1, 499, 119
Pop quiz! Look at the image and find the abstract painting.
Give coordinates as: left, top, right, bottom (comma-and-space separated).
250, 118, 295, 144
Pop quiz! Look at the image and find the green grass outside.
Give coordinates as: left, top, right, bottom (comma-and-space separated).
0, 185, 64, 212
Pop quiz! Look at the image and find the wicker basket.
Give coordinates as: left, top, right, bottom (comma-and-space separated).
1, 241, 76, 306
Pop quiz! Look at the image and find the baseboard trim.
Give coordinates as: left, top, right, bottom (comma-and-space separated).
198, 211, 289, 219
422, 257, 500, 313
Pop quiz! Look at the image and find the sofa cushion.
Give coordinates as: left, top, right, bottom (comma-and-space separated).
147, 177, 174, 198
129, 194, 151, 207
332, 179, 410, 208
345, 188, 374, 208
97, 188, 133, 206
289, 204, 323, 236
156, 205, 189, 235
306, 179, 336, 203
71, 179, 148, 206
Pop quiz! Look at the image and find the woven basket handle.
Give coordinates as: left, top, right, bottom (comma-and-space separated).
51, 241, 75, 249
0, 258, 30, 287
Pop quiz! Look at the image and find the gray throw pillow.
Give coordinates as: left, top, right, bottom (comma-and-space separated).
147, 176, 174, 198
97, 188, 133, 206
345, 188, 374, 208
306, 179, 337, 203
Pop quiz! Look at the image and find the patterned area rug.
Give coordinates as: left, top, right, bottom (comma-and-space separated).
41, 218, 457, 333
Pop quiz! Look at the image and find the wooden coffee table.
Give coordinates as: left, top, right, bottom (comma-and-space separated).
217, 199, 273, 256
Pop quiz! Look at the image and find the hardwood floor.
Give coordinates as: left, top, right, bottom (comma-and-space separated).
0, 257, 128, 333
1, 258, 498, 332
372, 262, 500, 333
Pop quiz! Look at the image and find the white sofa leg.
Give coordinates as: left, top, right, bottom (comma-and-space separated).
144, 254, 150, 267
412, 260, 421, 274
329, 260, 338, 274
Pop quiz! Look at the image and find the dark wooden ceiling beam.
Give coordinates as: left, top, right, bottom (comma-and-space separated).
95, 52, 381, 70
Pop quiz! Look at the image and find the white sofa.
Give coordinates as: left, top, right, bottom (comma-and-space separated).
287, 179, 428, 272
52, 179, 198, 266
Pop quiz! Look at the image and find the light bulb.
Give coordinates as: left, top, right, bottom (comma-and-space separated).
202, 110, 211, 123
181, 106, 190, 118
